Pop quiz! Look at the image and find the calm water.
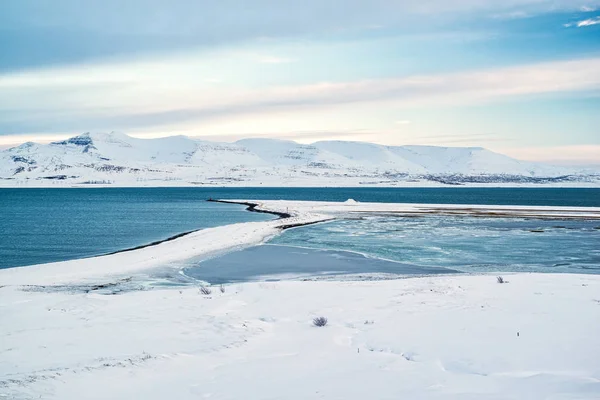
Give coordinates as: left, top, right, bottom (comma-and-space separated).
1, 187, 599, 270
267, 216, 600, 276
0, 188, 274, 269
202, 187, 599, 207
184, 216, 600, 283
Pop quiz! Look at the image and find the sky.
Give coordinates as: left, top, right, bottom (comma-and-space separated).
0, 0, 599, 165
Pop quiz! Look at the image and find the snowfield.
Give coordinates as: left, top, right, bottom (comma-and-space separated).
2, 131, 599, 187
2, 275, 600, 400
1, 200, 599, 399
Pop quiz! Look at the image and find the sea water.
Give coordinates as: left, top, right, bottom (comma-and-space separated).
0, 188, 274, 268
1, 187, 599, 270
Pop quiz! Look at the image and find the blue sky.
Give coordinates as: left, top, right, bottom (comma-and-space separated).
1, 0, 599, 164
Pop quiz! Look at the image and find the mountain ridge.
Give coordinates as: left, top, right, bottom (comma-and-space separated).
1, 132, 598, 187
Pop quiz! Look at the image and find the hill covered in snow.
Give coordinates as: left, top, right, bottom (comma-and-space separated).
0, 132, 597, 187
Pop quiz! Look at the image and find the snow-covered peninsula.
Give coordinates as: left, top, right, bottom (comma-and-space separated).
1, 200, 599, 399
2, 132, 599, 187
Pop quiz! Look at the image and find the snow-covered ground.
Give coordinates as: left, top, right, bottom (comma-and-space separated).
1, 200, 599, 399
2, 275, 599, 400
247, 199, 600, 220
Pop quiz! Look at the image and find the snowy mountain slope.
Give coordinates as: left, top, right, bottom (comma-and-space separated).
235, 138, 354, 169
314, 141, 426, 173
0, 132, 597, 187
388, 145, 564, 176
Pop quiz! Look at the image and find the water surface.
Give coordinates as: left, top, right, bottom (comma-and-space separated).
2, 187, 598, 269
0, 188, 274, 268
270, 215, 600, 275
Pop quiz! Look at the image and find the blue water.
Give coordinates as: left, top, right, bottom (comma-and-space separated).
268, 216, 600, 276
1, 187, 599, 270
0, 188, 274, 269
205, 187, 600, 207
160, 187, 599, 207
181, 216, 599, 283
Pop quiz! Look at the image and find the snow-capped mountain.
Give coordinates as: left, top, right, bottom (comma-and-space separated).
0, 132, 597, 187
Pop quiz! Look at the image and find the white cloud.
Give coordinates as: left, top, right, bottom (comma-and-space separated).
493, 10, 529, 20
258, 56, 296, 64
253, 58, 600, 109
1, 57, 600, 136
565, 16, 600, 27
578, 16, 600, 26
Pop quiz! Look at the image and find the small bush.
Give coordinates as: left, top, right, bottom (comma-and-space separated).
200, 286, 212, 295
220, 285, 225, 293
313, 317, 328, 327
497, 276, 505, 284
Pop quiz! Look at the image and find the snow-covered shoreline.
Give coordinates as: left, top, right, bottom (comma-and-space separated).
1, 200, 599, 399
0, 210, 331, 286
1, 199, 599, 286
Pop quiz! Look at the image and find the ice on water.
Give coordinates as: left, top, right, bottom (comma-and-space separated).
270, 215, 600, 275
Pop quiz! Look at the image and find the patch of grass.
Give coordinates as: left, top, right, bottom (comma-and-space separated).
200, 286, 212, 295
313, 317, 328, 327
497, 276, 507, 284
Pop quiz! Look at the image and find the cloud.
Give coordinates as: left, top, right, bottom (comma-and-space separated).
1, 57, 600, 135
185, 129, 378, 143
258, 56, 296, 64
493, 10, 530, 20
577, 16, 600, 26
408, 133, 508, 143
501, 145, 600, 166
3, 0, 600, 72
564, 16, 600, 27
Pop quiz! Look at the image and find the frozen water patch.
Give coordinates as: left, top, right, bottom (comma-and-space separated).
271, 215, 600, 275
182, 244, 458, 284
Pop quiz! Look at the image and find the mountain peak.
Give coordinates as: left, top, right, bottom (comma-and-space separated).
1, 132, 594, 187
